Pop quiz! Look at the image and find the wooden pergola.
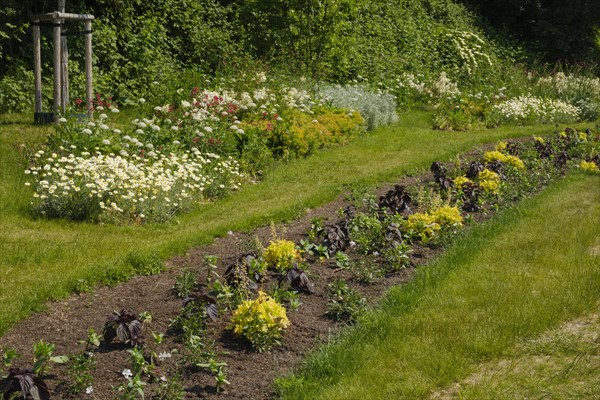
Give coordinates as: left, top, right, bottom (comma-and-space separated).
31, 1, 94, 123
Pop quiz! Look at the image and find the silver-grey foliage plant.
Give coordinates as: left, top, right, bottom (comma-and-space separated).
318, 84, 399, 131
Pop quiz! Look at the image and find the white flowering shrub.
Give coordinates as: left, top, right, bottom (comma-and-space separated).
318, 84, 398, 130
491, 95, 581, 125
536, 72, 600, 120
440, 30, 494, 77
25, 149, 244, 223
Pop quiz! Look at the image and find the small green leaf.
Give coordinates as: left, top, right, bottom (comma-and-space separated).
50, 355, 69, 364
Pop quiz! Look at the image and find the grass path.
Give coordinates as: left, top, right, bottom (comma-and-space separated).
276, 172, 600, 399
0, 111, 594, 335
430, 304, 600, 399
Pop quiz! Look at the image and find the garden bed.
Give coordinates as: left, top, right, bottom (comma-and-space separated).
0, 128, 598, 399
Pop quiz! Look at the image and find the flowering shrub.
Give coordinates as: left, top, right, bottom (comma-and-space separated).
442, 30, 494, 77
263, 240, 300, 272
490, 95, 580, 125
229, 291, 290, 352
25, 149, 244, 223
30, 75, 378, 224
432, 87, 508, 131
537, 72, 600, 120
318, 84, 398, 130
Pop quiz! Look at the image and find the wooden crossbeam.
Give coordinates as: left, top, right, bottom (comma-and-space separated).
31, 12, 94, 22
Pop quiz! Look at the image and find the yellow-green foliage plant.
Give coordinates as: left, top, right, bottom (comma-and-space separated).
580, 160, 599, 173
229, 291, 290, 352
406, 205, 463, 243
483, 150, 525, 170
271, 108, 365, 157
430, 205, 463, 229
478, 168, 501, 194
264, 239, 301, 272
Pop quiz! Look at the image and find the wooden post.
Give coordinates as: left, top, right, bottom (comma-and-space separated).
52, 18, 62, 121
33, 21, 43, 116
84, 20, 93, 118
59, 0, 68, 112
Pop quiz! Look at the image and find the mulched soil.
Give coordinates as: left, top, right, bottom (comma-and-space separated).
0, 141, 531, 400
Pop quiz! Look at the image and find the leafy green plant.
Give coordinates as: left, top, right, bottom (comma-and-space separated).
229, 291, 290, 352
170, 299, 211, 343
348, 213, 384, 255
66, 350, 96, 396
197, 358, 230, 394
269, 286, 303, 311
334, 251, 351, 269
127, 347, 153, 377
115, 372, 146, 400
173, 269, 197, 299
349, 259, 384, 285
153, 372, 185, 400
1, 349, 19, 368
326, 280, 367, 323
32, 340, 68, 376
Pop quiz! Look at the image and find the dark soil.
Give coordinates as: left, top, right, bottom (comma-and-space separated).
0, 139, 552, 400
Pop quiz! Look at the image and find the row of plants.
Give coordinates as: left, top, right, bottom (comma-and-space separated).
24, 75, 399, 223
4, 127, 598, 398
428, 71, 600, 131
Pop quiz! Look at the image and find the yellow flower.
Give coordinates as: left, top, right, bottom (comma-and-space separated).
533, 136, 545, 144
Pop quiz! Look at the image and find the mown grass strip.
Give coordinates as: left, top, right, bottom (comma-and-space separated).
0, 112, 593, 335
276, 172, 600, 399
432, 304, 600, 399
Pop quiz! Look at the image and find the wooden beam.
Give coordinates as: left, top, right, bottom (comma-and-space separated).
30, 12, 94, 22
84, 20, 93, 118
52, 18, 62, 121
33, 22, 43, 114
59, 0, 68, 113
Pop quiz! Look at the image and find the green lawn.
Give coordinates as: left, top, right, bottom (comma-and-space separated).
276, 172, 600, 399
0, 111, 594, 336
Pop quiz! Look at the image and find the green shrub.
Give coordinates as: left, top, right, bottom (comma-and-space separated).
326, 280, 367, 323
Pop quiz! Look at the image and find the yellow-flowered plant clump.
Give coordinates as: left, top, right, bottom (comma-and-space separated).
264, 239, 300, 272
580, 160, 599, 173
483, 150, 525, 170
453, 175, 472, 188
495, 141, 507, 151
478, 168, 501, 194
406, 205, 463, 242
229, 291, 290, 352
